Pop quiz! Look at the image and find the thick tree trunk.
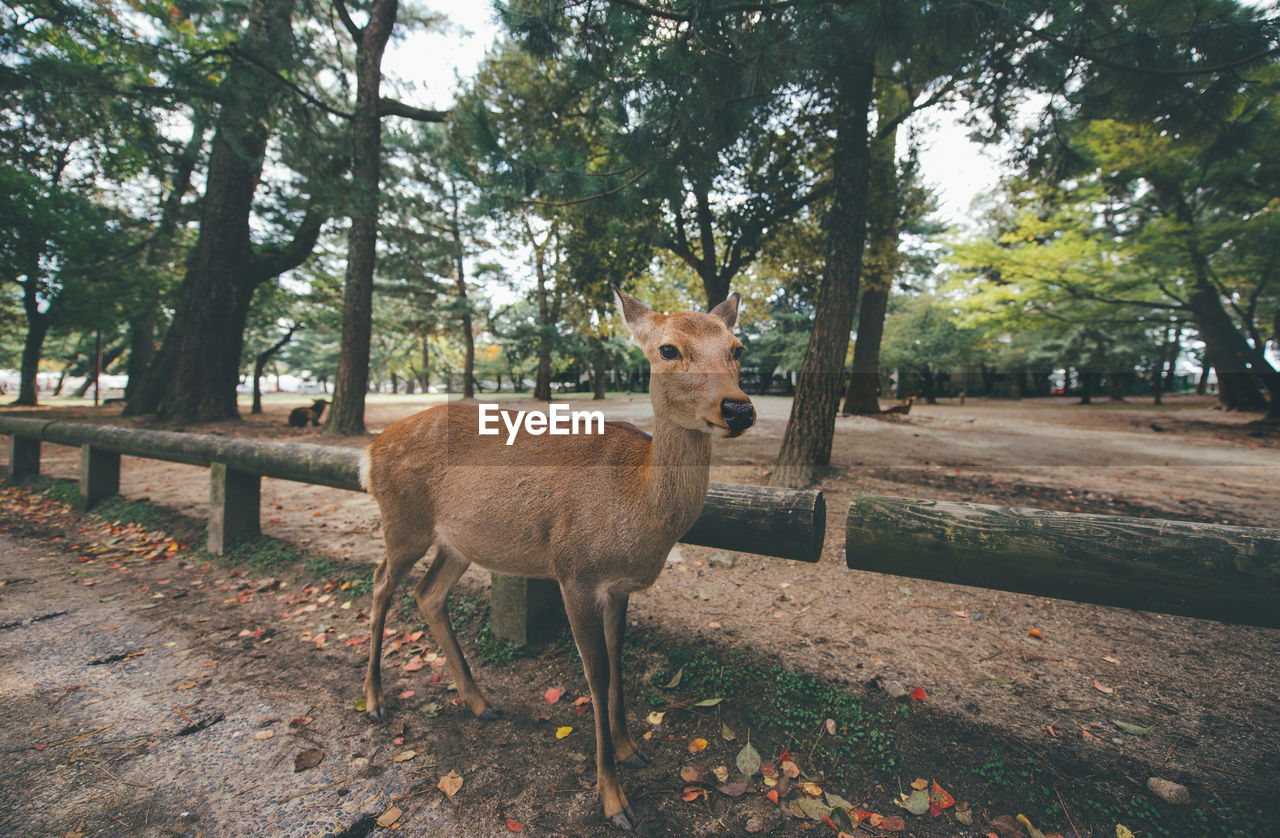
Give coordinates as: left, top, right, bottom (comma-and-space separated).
327, 0, 398, 435
772, 63, 873, 487
1078, 370, 1096, 404
123, 315, 155, 404
128, 0, 315, 423
532, 240, 554, 402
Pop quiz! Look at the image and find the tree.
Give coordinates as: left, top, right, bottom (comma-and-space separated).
126, 0, 334, 422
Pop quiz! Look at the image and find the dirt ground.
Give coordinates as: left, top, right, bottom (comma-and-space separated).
2, 392, 1278, 837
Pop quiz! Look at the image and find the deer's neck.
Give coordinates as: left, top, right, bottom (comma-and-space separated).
643, 417, 712, 536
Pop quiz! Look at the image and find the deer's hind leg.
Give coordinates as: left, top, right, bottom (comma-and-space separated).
364, 531, 433, 721
604, 593, 649, 769
413, 543, 499, 720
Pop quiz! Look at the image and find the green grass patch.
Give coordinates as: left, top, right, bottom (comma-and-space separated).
202, 534, 302, 572
303, 557, 338, 578
447, 589, 533, 667
23, 475, 80, 507
91, 495, 172, 529
649, 645, 898, 782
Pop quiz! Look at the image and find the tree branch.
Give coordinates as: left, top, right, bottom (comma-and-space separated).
250, 209, 328, 282
378, 97, 448, 122
333, 0, 363, 42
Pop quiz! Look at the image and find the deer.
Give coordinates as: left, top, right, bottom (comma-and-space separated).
288, 398, 328, 428
880, 395, 915, 416
358, 287, 755, 830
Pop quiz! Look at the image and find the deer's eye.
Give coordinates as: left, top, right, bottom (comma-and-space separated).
732, 345, 743, 361
659, 344, 681, 361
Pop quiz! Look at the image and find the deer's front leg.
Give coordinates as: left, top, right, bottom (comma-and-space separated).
563, 583, 638, 831
604, 592, 649, 768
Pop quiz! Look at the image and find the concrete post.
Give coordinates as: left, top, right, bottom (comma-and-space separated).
8, 436, 40, 479
78, 445, 121, 512
208, 463, 260, 555
489, 573, 565, 645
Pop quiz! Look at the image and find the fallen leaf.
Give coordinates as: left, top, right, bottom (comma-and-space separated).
801, 781, 822, 797
712, 765, 730, 783
680, 766, 704, 783
897, 788, 929, 815
721, 721, 736, 741
781, 760, 800, 778
354, 698, 367, 712
1116, 826, 1135, 838
798, 797, 832, 820
682, 786, 707, 802
736, 742, 762, 776
1094, 681, 1115, 695
826, 791, 856, 812
824, 718, 836, 736
1017, 813, 1047, 838
910, 777, 929, 790
437, 770, 464, 799
573, 696, 591, 714
930, 780, 955, 809
376, 806, 402, 828
1027, 628, 1044, 640
544, 686, 562, 704
910, 687, 928, 702
955, 801, 973, 825
253, 730, 274, 741
293, 748, 324, 772
662, 667, 683, 689
719, 780, 749, 797
1113, 720, 1150, 736
694, 697, 723, 707
393, 750, 416, 763
646, 711, 665, 725
555, 726, 573, 740
880, 814, 906, 831
765, 788, 780, 806
506, 818, 524, 832
398, 689, 415, 700
289, 717, 312, 728
688, 737, 708, 753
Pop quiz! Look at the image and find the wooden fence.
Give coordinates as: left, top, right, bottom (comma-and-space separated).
0, 417, 824, 642
4, 416, 1278, 633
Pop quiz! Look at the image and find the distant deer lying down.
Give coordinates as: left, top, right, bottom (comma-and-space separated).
287, 399, 327, 427
881, 395, 915, 416
359, 288, 755, 830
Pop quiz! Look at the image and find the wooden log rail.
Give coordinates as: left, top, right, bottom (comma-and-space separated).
0, 416, 824, 642
847, 495, 1280, 629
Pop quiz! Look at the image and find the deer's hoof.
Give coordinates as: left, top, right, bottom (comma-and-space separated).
478, 707, 502, 722
619, 750, 651, 769
609, 806, 638, 831
364, 705, 387, 723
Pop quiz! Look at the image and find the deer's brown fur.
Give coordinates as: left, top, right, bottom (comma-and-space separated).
358, 288, 754, 829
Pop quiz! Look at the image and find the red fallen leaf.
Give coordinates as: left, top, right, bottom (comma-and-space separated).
930, 780, 954, 809
574, 695, 591, 714
506, 819, 524, 832
398, 689, 415, 699
850, 808, 873, 824
910, 687, 927, 702
393, 737, 404, 745
34, 743, 48, 751
544, 686, 562, 704
345, 635, 368, 647
682, 786, 707, 802
928, 802, 942, 816
778, 746, 791, 763
880, 814, 906, 831
1027, 628, 1044, 640
404, 656, 426, 672
408, 630, 424, 642
289, 717, 312, 728
766, 789, 780, 806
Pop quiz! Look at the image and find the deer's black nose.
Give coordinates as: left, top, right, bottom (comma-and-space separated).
721, 399, 755, 432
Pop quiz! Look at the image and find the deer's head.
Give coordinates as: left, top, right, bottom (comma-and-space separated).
613, 287, 755, 438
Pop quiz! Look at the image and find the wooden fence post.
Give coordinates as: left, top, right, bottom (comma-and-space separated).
489, 573, 565, 644
208, 463, 260, 555
8, 436, 40, 478
78, 445, 120, 512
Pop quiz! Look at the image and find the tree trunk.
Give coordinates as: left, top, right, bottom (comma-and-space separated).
841, 82, 902, 417
14, 301, 49, 407
1078, 370, 1096, 404
327, 0, 399, 435
251, 326, 296, 414
123, 314, 155, 404
591, 335, 607, 399
772, 62, 873, 487
450, 185, 475, 400
1196, 366, 1210, 395
419, 335, 430, 394
533, 239, 554, 402
127, 0, 320, 423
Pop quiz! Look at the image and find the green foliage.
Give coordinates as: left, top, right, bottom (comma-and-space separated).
91, 495, 171, 530
210, 536, 302, 573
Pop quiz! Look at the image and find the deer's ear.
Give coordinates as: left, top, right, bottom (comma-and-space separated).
709, 292, 740, 330
613, 285, 655, 342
